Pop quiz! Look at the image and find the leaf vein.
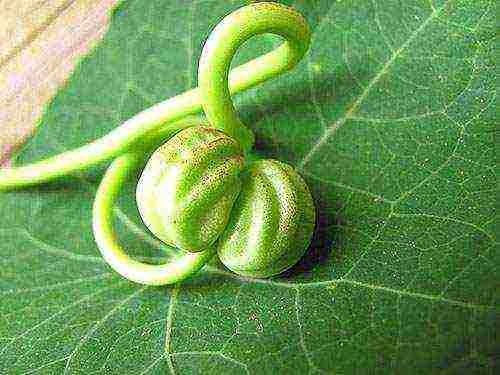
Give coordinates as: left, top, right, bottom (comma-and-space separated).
164, 284, 180, 375
63, 286, 148, 374
296, 0, 450, 170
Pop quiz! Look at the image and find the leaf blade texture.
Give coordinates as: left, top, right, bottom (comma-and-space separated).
0, 0, 497, 373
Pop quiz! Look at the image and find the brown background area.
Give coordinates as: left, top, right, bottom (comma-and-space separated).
0, 0, 119, 165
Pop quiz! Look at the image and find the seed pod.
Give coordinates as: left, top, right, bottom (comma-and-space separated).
136, 127, 244, 252
217, 159, 315, 277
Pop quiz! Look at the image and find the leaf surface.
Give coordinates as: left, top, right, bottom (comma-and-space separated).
0, 0, 497, 374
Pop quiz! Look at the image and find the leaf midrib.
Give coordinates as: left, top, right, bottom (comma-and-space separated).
8, 226, 492, 311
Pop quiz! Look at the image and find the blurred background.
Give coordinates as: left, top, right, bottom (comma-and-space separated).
0, 0, 118, 165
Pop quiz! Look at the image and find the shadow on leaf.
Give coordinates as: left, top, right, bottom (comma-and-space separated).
280, 179, 347, 280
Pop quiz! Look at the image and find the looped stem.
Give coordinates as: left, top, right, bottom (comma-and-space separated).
0, 2, 310, 191
198, 2, 311, 153
3, 2, 312, 286
93, 151, 215, 285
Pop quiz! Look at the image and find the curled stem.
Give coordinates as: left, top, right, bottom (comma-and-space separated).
198, 2, 311, 152
0, 2, 310, 191
6, 3, 312, 285
93, 151, 215, 285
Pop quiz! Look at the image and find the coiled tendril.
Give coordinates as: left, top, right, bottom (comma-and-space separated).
0, 3, 313, 285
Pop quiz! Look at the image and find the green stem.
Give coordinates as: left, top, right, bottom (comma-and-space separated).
198, 2, 311, 152
0, 2, 310, 191
93, 151, 215, 285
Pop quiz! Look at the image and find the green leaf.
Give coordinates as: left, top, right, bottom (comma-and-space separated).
1, 0, 497, 373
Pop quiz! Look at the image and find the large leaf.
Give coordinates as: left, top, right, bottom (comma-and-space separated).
0, 0, 497, 373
